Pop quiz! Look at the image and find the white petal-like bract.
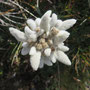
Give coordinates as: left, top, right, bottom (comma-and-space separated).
22, 42, 29, 48
29, 46, 36, 55
27, 19, 36, 30
55, 50, 71, 65
44, 59, 53, 66
9, 27, 27, 42
50, 13, 57, 27
54, 31, 70, 45
55, 20, 62, 29
25, 26, 35, 36
58, 44, 69, 52
24, 26, 37, 42
56, 31, 70, 38
30, 51, 41, 70
59, 19, 76, 30
41, 10, 52, 18
44, 48, 51, 56
50, 53, 56, 63
29, 34, 37, 42
39, 58, 44, 68
21, 47, 30, 55
40, 10, 52, 32
35, 18, 41, 27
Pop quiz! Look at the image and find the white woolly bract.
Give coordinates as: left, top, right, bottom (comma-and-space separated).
9, 27, 27, 42
22, 42, 29, 48
41, 10, 52, 18
59, 19, 77, 30
29, 46, 36, 55
28, 34, 37, 42
43, 56, 53, 66
27, 19, 36, 30
21, 47, 30, 55
30, 51, 41, 70
44, 59, 53, 66
55, 50, 71, 65
58, 44, 69, 52
44, 48, 51, 56
25, 26, 35, 35
25, 26, 37, 42
35, 18, 41, 27
40, 10, 51, 32
50, 53, 56, 63
54, 31, 70, 45
55, 20, 62, 29
39, 59, 44, 68
50, 13, 57, 27
56, 31, 70, 38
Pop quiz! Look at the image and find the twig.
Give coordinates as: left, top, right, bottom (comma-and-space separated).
6, 14, 25, 20
8, 11, 24, 15
0, 24, 14, 27
9, 0, 37, 18
0, 9, 15, 16
2, 14, 24, 25
37, 0, 39, 8
14, 0, 27, 19
0, 18, 14, 26
0, 18, 6, 24
0, 1, 16, 7
47, 0, 53, 4
80, 19, 87, 26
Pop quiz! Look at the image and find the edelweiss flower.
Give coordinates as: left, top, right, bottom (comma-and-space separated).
9, 10, 76, 71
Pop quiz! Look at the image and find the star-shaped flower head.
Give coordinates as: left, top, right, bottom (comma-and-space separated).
9, 10, 76, 71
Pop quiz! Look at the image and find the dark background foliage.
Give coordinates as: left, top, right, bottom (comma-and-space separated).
0, 0, 90, 90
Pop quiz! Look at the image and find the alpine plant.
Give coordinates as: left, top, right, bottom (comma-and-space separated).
9, 10, 76, 71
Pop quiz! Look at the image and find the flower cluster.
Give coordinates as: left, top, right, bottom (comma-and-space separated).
9, 10, 76, 71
